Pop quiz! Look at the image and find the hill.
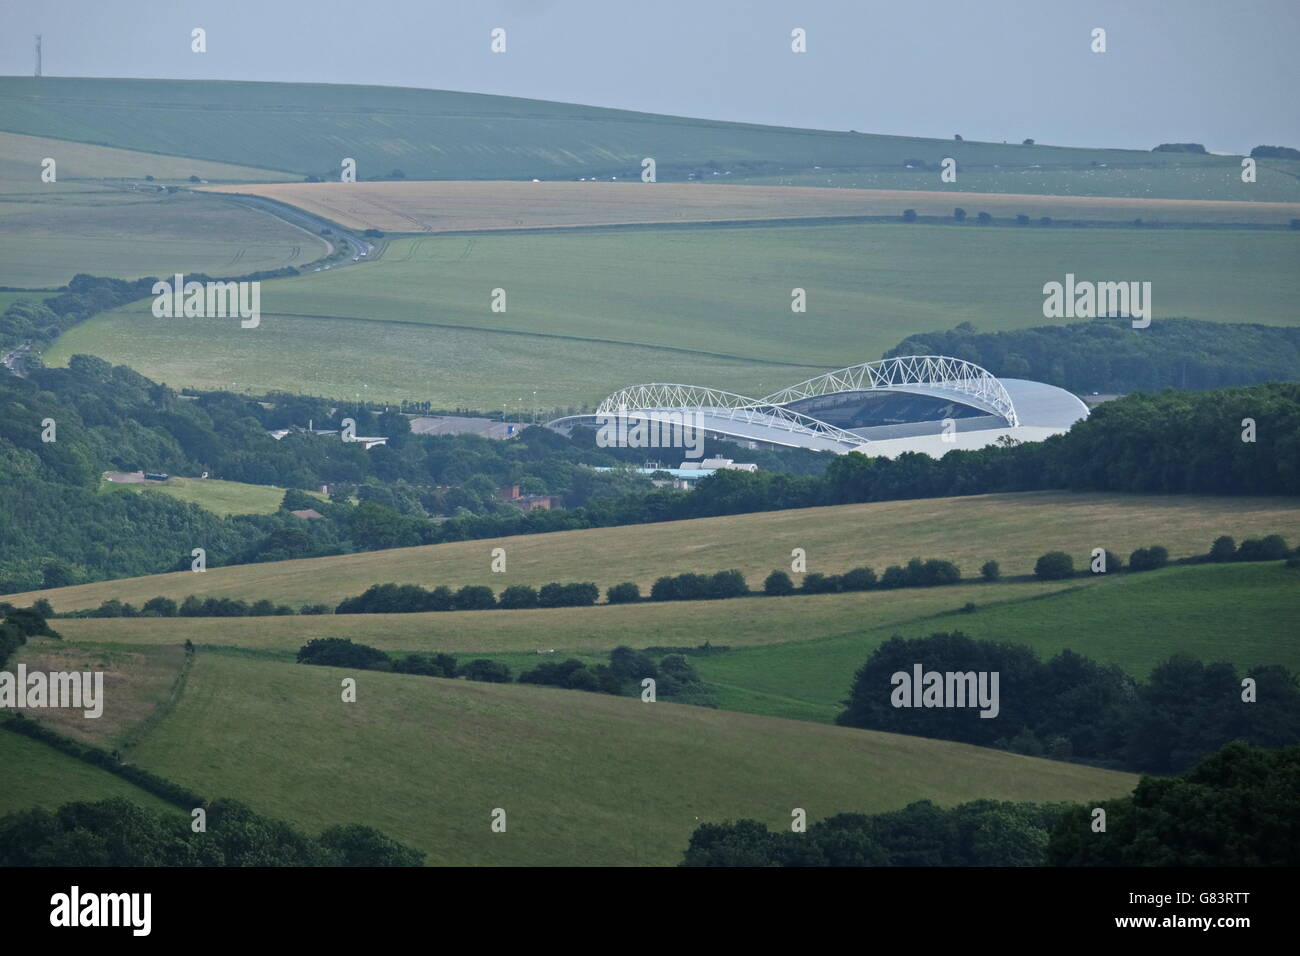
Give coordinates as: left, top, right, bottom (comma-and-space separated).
112, 650, 1135, 865
0, 77, 1271, 198
8, 490, 1296, 613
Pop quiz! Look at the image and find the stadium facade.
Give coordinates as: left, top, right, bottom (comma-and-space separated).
548, 356, 1089, 458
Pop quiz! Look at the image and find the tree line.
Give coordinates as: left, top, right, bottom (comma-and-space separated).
680, 742, 1299, 866
885, 317, 1300, 394
296, 638, 715, 705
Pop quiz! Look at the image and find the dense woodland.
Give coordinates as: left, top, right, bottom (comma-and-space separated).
838, 632, 1300, 774
1, 354, 1297, 592
886, 317, 1300, 393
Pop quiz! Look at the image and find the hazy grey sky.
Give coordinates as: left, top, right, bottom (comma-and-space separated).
3, 0, 1297, 154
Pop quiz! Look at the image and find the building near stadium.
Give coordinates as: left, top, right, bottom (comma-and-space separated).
548, 356, 1089, 457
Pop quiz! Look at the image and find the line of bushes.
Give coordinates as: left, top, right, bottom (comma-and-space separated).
1, 712, 207, 808
334, 580, 600, 614
296, 639, 715, 705
1033, 533, 1295, 581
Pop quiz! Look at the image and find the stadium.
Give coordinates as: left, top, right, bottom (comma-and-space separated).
549, 356, 1090, 457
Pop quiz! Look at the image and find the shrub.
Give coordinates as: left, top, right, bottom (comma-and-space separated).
609, 646, 658, 682
1209, 535, 1237, 562
707, 570, 749, 599
1034, 551, 1075, 581
801, 572, 840, 594
763, 570, 795, 596
299, 604, 333, 615
1128, 545, 1169, 572
296, 638, 391, 670
497, 585, 540, 610
606, 582, 641, 604
458, 659, 511, 683
142, 596, 178, 617
841, 567, 877, 591
1238, 535, 1289, 561
538, 582, 599, 608
453, 585, 497, 611
980, 560, 1000, 582
880, 566, 907, 589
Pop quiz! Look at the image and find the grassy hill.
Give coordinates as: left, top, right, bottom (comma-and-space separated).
50, 562, 1299, 726
8, 491, 1297, 613
43, 223, 1300, 407
111, 650, 1134, 865
0, 77, 1261, 196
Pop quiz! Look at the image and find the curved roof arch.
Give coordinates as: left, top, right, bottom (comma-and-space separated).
761, 356, 1020, 427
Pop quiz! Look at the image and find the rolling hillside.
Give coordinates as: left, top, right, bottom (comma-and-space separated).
8, 490, 1297, 613
0, 77, 1269, 197
114, 650, 1135, 866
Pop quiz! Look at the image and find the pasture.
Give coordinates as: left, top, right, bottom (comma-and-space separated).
42, 222, 1300, 406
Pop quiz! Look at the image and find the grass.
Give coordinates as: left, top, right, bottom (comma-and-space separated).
103, 475, 325, 517
50, 579, 1084, 654
120, 650, 1136, 865
691, 562, 1300, 723
50, 562, 1299, 728
0, 130, 300, 184
43, 222, 1300, 407
0, 729, 179, 818
0, 77, 1260, 196
8, 490, 1297, 613
200, 180, 1300, 233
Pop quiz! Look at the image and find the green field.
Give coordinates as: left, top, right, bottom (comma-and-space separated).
111, 650, 1132, 866
0, 77, 1263, 198
0, 730, 179, 817
8, 491, 1297, 613
104, 475, 325, 517
51, 562, 1299, 728
0, 186, 327, 288
43, 223, 1300, 406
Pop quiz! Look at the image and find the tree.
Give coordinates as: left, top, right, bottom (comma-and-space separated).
498, 585, 539, 609
763, 570, 794, 596
841, 567, 877, 591
458, 659, 511, 682
980, 560, 1000, 582
1022, 138, 1035, 146
1127, 545, 1168, 572
1209, 535, 1237, 562
453, 585, 497, 610
976, 212, 992, 225
953, 207, 967, 222
606, 582, 641, 604
902, 209, 917, 223
1034, 551, 1074, 581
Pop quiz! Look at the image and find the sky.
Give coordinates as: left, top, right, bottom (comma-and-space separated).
2, 0, 1297, 154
